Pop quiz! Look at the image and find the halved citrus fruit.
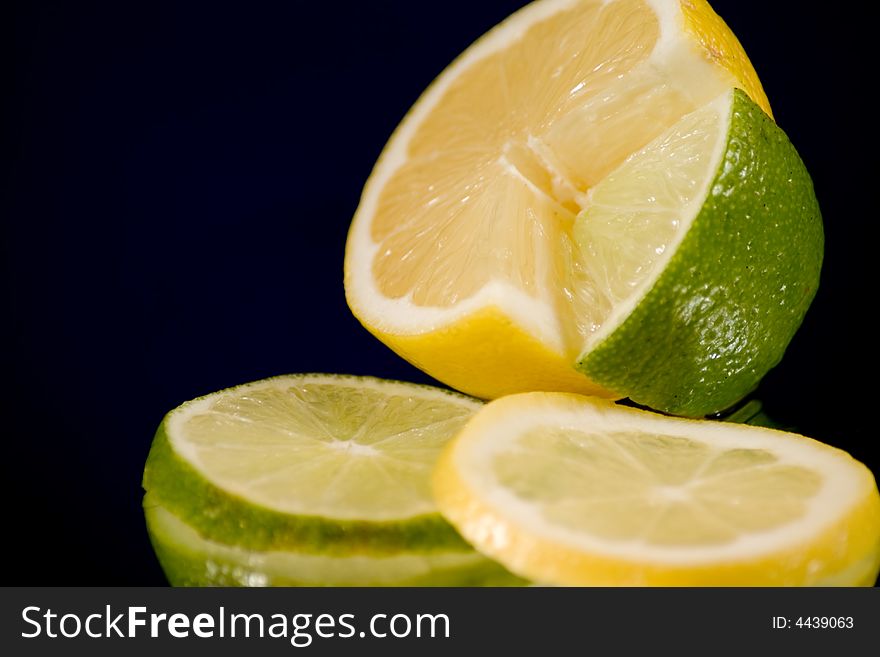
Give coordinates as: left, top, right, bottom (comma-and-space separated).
344, 0, 822, 416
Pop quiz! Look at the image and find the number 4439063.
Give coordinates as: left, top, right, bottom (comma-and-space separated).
772, 617, 854, 629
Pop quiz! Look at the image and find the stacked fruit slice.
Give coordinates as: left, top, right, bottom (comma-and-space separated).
143, 376, 880, 586
433, 394, 880, 586
142, 375, 524, 586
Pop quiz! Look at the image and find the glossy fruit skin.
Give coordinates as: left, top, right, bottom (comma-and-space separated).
579, 89, 823, 417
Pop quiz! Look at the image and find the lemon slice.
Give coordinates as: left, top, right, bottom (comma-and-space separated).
143, 374, 481, 554
433, 394, 880, 586
144, 496, 524, 587
345, 0, 805, 415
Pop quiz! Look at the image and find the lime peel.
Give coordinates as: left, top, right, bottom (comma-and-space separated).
578, 89, 823, 416
145, 496, 524, 587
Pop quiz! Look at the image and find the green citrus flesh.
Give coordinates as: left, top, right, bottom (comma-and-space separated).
145, 495, 524, 587
142, 374, 480, 554
576, 89, 823, 417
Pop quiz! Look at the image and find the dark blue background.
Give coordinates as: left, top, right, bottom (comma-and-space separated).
4, 1, 873, 584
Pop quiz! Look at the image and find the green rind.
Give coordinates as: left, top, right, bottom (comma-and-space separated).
142, 374, 476, 556
145, 499, 525, 587
579, 89, 823, 417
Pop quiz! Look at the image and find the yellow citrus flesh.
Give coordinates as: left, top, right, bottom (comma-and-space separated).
345, 0, 771, 400
433, 394, 880, 586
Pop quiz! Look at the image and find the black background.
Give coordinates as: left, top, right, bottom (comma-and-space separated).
4, 1, 874, 585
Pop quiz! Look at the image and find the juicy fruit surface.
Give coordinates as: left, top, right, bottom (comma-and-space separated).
570, 91, 730, 336
576, 89, 822, 415
433, 394, 880, 586
142, 374, 479, 553
345, 0, 789, 409
145, 497, 524, 587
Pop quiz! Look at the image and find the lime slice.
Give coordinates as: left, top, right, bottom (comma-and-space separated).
144, 495, 524, 587
433, 393, 880, 586
143, 374, 480, 554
